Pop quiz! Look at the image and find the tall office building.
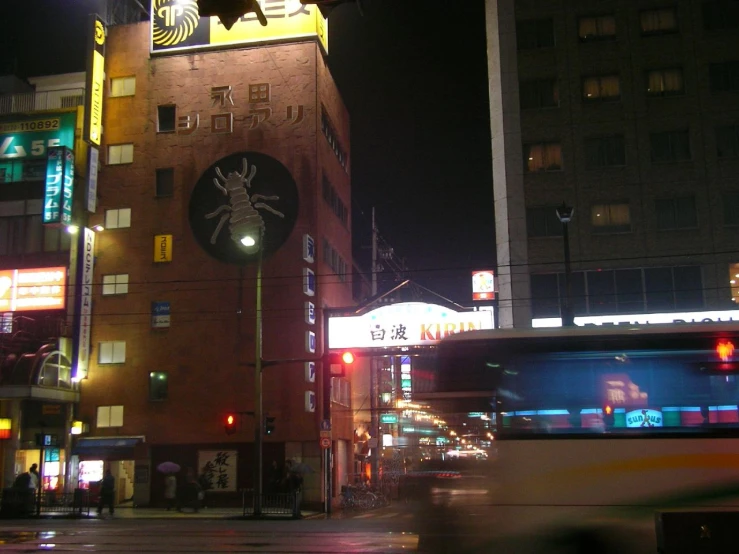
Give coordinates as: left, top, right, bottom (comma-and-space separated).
487, 0, 739, 328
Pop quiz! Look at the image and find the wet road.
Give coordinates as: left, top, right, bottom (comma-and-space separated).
0, 516, 418, 552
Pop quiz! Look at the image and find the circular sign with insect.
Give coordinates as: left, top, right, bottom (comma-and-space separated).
188, 152, 299, 264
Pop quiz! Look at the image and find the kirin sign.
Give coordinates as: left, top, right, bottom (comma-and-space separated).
327, 302, 495, 349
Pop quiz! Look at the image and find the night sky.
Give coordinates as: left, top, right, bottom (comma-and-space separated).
0, 0, 494, 304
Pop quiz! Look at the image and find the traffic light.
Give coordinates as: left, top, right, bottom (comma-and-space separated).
602, 405, 615, 428
300, 0, 365, 19
264, 416, 276, 435
197, 0, 267, 30
224, 413, 237, 435
325, 350, 356, 377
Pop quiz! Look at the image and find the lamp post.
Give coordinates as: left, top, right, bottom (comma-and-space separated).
240, 231, 264, 517
555, 202, 575, 327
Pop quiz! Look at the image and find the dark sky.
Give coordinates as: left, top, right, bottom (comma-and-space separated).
1, 0, 495, 304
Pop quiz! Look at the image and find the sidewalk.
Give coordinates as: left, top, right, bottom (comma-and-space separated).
34, 505, 323, 520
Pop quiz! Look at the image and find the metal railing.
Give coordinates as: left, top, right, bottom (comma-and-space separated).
0, 489, 92, 518
242, 489, 300, 518
0, 89, 85, 115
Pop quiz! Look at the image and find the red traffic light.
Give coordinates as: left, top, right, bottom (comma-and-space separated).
341, 351, 355, 365
224, 413, 237, 435
326, 351, 357, 376
716, 340, 735, 362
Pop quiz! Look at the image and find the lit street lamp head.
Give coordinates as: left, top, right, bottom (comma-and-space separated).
239, 234, 260, 254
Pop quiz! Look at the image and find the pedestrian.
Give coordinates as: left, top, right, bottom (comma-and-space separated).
269, 460, 282, 493
179, 467, 202, 513
28, 464, 39, 492
97, 469, 115, 517
164, 473, 177, 511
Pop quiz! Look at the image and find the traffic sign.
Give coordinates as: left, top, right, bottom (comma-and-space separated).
320, 437, 331, 449
320, 430, 331, 438
320, 419, 331, 432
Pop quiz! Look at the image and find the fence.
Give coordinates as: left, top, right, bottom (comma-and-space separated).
0, 89, 85, 115
0, 488, 92, 518
241, 489, 300, 518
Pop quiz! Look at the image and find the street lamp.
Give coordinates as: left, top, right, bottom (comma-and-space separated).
555, 202, 575, 327
239, 227, 264, 517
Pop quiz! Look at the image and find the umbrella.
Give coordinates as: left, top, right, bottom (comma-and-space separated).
289, 461, 315, 475
157, 461, 181, 474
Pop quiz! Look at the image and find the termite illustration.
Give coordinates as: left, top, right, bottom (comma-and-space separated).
204, 158, 285, 246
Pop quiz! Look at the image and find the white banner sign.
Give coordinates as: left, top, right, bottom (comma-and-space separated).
532, 310, 739, 328
328, 302, 495, 349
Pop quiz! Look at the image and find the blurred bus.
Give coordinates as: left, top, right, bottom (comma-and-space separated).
427, 323, 739, 553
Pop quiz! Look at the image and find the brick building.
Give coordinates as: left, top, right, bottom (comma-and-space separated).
74, 6, 354, 507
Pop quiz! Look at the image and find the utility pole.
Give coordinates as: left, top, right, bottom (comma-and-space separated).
371, 207, 378, 296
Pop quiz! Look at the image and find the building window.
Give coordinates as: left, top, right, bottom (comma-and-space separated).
531, 266, 704, 317
321, 238, 348, 282
582, 75, 621, 102
157, 105, 176, 133
104, 208, 131, 229
98, 341, 126, 364
156, 168, 175, 197
650, 130, 691, 163
655, 196, 697, 230
331, 377, 351, 406
102, 274, 129, 296
584, 135, 626, 168
0, 199, 71, 256
646, 68, 684, 96
716, 125, 739, 158
724, 191, 739, 226
640, 7, 678, 35
97, 405, 124, 428
526, 206, 563, 238
591, 202, 631, 233
519, 79, 559, 109
107, 144, 134, 165
320, 108, 348, 172
702, 0, 739, 30
523, 142, 562, 172
578, 15, 616, 42
709, 60, 739, 92
149, 372, 168, 401
321, 176, 348, 227
110, 76, 136, 97
516, 19, 555, 49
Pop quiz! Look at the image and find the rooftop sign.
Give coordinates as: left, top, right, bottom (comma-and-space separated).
150, 0, 328, 54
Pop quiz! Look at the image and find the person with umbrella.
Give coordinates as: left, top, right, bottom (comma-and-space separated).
157, 462, 180, 511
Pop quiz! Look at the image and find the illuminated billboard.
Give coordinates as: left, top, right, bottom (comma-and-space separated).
150, 0, 328, 54
0, 112, 77, 184
84, 14, 106, 146
0, 267, 67, 312
328, 302, 495, 349
43, 147, 75, 226
472, 270, 495, 301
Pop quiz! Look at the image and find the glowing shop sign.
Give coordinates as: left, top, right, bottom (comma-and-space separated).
0, 267, 66, 312
328, 302, 495, 349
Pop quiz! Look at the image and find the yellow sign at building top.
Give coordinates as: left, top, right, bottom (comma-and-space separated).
150, 0, 328, 54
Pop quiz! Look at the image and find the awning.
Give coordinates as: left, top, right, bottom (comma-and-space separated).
72, 437, 144, 459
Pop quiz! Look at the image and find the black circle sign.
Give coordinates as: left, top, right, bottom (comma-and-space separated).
188, 152, 299, 265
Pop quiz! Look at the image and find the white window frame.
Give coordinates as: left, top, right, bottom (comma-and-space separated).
98, 341, 126, 364
108, 144, 134, 165
97, 405, 124, 428
110, 76, 136, 97
104, 208, 132, 229
102, 274, 129, 296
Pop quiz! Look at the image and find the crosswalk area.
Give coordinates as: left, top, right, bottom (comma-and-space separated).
347, 510, 414, 520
